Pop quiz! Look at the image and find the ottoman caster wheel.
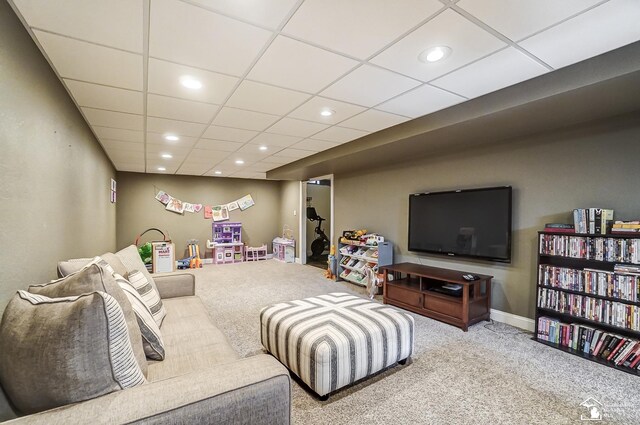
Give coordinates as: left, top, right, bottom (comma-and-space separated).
398, 358, 408, 365
318, 394, 329, 401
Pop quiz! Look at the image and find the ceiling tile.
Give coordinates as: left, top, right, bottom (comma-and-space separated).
147, 94, 219, 124
272, 148, 315, 159
457, 0, 603, 41
114, 162, 146, 173
213, 107, 280, 131
93, 126, 143, 143
146, 117, 206, 138
370, 9, 506, 82
431, 47, 549, 99
225, 152, 264, 164
226, 80, 311, 115
81, 108, 143, 131
146, 132, 198, 148
147, 58, 238, 104
339, 109, 409, 132
243, 162, 279, 173
202, 126, 258, 142
237, 143, 284, 155
176, 164, 211, 175
265, 118, 329, 138
187, 0, 299, 29
260, 155, 294, 165
215, 158, 257, 169
185, 149, 231, 164
101, 139, 144, 152
288, 96, 366, 125
291, 139, 339, 152
519, 0, 640, 69
320, 65, 421, 107
194, 139, 244, 152
12, 0, 143, 52
149, 0, 272, 76
376, 84, 465, 118
311, 126, 369, 144
64, 80, 143, 114
248, 133, 302, 147
247, 35, 358, 93
146, 144, 191, 156
283, 0, 442, 59
34, 31, 142, 90
107, 149, 144, 162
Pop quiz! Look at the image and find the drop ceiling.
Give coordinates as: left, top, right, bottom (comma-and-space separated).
8, 0, 640, 179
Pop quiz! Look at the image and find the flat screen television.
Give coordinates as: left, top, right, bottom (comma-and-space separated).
408, 186, 512, 263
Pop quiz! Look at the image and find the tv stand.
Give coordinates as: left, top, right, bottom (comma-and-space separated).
381, 263, 492, 331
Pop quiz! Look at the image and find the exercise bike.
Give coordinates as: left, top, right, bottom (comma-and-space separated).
307, 207, 330, 258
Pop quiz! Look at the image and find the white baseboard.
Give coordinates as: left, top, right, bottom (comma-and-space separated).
295, 257, 302, 264
490, 308, 535, 332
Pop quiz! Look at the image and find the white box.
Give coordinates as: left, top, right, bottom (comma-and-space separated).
152, 242, 175, 273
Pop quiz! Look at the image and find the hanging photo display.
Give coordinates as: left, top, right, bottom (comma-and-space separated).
154, 189, 256, 218
212, 205, 229, 222
165, 197, 185, 214
183, 203, 195, 213
203, 205, 213, 219
155, 190, 171, 205
237, 194, 255, 211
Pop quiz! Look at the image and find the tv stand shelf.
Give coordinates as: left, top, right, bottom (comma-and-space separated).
381, 263, 492, 331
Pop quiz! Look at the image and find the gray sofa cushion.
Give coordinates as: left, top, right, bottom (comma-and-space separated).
28, 260, 148, 377
0, 291, 146, 414
147, 297, 239, 382
57, 252, 128, 278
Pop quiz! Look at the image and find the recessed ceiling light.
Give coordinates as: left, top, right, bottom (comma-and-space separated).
214, 171, 222, 175
418, 46, 452, 63
180, 75, 203, 90
235, 160, 244, 165
164, 134, 179, 141
157, 167, 166, 171
259, 146, 268, 151
320, 108, 335, 117
161, 153, 173, 159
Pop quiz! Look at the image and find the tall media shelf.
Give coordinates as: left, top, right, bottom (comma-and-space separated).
535, 231, 640, 376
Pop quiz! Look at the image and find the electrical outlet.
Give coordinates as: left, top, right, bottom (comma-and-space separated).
293, 210, 297, 216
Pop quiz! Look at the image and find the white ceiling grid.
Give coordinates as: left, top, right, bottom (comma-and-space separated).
9, 0, 640, 179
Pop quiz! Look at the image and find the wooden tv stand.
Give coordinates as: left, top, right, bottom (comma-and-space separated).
381, 263, 492, 331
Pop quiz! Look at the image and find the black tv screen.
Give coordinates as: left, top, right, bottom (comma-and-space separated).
408, 186, 512, 262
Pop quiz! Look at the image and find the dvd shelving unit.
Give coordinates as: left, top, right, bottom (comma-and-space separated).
337, 240, 393, 290
535, 231, 640, 376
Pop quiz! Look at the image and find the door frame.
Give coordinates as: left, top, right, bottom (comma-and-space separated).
299, 174, 334, 264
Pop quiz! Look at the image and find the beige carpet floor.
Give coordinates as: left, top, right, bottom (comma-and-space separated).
190, 260, 640, 425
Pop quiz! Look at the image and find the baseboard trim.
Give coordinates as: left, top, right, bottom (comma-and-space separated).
490, 308, 535, 332
295, 257, 302, 264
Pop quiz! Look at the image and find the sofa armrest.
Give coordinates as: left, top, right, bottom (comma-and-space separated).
151, 272, 195, 298
5, 354, 290, 425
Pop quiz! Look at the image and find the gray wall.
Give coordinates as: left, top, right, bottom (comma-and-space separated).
115, 172, 283, 258
0, 0, 116, 314
334, 113, 640, 319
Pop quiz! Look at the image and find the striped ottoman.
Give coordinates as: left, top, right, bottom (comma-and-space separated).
260, 292, 414, 399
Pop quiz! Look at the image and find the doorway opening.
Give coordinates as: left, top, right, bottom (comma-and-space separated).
302, 177, 333, 269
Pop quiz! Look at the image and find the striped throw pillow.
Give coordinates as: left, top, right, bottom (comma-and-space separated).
0, 290, 146, 414
115, 274, 165, 361
127, 270, 167, 328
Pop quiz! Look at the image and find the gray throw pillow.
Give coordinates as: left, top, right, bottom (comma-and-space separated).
0, 291, 146, 414
114, 274, 165, 360
29, 259, 148, 377
57, 252, 128, 278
